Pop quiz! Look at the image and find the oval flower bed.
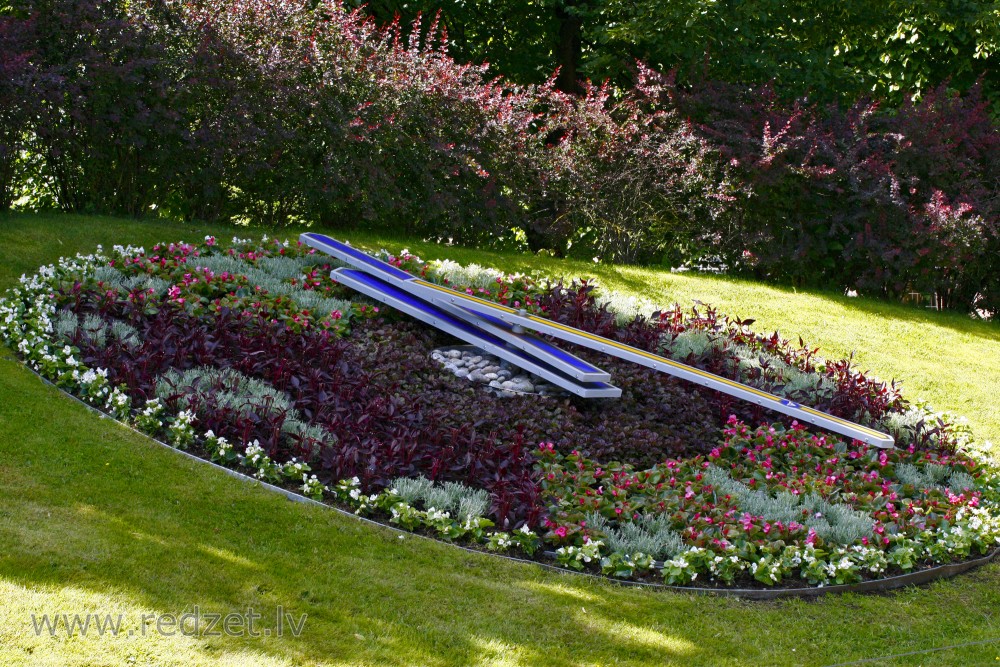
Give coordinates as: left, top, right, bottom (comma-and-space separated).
2, 236, 998, 590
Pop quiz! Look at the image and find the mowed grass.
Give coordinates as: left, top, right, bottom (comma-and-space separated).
1, 212, 999, 667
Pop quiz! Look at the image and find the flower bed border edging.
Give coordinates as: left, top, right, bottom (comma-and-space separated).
24, 362, 999, 601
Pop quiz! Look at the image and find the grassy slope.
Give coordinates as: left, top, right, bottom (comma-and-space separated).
1, 212, 998, 667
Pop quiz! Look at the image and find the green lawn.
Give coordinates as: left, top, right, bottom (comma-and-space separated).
1, 212, 999, 666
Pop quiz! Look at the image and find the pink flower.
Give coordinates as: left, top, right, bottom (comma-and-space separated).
554, 526, 567, 538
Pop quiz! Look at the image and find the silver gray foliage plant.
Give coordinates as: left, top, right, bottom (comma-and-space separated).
389, 476, 491, 522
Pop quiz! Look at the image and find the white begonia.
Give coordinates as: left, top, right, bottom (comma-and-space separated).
301, 474, 325, 498
491, 533, 513, 549
426, 508, 451, 522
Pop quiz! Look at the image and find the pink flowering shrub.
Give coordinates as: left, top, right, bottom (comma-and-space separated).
3, 0, 725, 260
661, 74, 1000, 312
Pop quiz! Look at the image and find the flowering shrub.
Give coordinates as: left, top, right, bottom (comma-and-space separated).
658, 74, 1000, 313
3, 239, 999, 589
3, 0, 729, 261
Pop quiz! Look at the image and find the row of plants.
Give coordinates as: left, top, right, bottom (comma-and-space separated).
2, 0, 997, 312
2, 236, 999, 588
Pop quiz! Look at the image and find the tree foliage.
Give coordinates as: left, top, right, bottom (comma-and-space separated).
353, 0, 1000, 107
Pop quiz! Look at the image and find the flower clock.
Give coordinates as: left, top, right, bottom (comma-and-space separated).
3, 236, 998, 592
